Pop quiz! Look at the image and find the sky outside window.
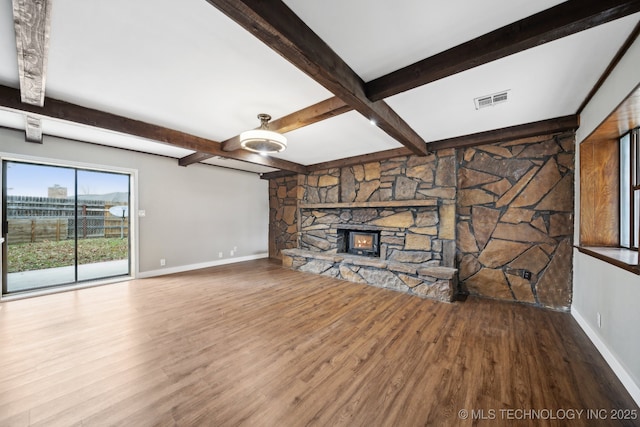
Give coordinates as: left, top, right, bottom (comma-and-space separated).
6, 162, 128, 197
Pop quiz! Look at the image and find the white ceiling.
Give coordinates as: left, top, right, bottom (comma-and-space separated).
0, 1, 638, 174
282, 0, 568, 82
387, 14, 640, 141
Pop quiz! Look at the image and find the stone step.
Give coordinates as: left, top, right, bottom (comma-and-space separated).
281, 248, 457, 303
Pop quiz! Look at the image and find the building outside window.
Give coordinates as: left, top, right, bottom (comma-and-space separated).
620, 128, 639, 250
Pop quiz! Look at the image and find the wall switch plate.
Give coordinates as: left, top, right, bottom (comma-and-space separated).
160, 258, 166, 266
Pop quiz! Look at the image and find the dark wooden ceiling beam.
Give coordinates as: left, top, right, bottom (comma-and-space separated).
0, 85, 308, 174
204, 0, 428, 156
223, 97, 351, 153
307, 148, 413, 173
260, 115, 580, 179
179, 96, 351, 166
266, 97, 352, 134
221, 97, 350, 153
178, 151, 218, 167
426, 115, 580, 151
366, 0, 640, 101
223, 96, 352, 151
259, 169, 299, 180
260, 147, 413, 180
260, 147, 413, 179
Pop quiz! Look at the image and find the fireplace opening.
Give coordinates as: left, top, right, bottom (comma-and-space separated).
338, 229, 380, 257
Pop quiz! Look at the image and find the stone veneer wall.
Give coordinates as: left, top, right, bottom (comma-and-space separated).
268, 174, 300, 259
456, 132, 575, 310
268, 131, 576, 309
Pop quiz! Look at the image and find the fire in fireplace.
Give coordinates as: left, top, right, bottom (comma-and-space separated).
338, 229, 380, 257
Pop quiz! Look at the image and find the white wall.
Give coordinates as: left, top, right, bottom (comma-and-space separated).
573, 253, 640, 401
573, 35, 640, 404
0, 127, 269, 278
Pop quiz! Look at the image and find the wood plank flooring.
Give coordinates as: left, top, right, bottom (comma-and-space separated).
0, 259, 638, 426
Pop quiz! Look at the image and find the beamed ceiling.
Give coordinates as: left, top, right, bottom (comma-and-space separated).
0, 1, 639, 176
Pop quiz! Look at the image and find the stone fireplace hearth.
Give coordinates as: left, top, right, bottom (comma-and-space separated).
282, 247, 457, 302
282, 200, 457, 302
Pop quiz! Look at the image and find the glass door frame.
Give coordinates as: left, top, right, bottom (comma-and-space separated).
1, 153, 138, 298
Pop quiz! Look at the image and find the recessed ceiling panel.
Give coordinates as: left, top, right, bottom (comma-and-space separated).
284, 0, 567, 81
273, 111, 403, 165
45, 0, 332, 143
386, 14, 640, 142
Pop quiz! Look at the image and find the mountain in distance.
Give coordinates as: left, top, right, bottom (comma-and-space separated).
75, 192, 129, 203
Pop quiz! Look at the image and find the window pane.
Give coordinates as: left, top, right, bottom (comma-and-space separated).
635, 190, 639, 249
5, 161, 76, 292
620, 133, 631, 248
77, 169, 130, 282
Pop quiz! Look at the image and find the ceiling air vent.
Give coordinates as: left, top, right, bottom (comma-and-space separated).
474, 90, 510, 110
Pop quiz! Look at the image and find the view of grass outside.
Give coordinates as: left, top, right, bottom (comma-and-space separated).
7, 238, 128, 273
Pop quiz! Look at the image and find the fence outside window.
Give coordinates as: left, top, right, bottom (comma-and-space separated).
6, 195, 129, 244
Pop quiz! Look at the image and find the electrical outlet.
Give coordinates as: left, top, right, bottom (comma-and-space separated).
160, 258, 166, 266
138, 210, 146, 217
230, 250, 234, 256
219, 252, 223, 258
522, 270, 532, 280
597, 312, 602, 328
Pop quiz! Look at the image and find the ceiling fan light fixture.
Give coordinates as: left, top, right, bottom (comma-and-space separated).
240, 113, 287, 154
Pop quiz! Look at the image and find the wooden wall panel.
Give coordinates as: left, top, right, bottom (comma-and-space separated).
580, 141, 596, 244
580, 139, 619, 246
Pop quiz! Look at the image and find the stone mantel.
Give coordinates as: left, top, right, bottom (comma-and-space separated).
299, 200, 438, 209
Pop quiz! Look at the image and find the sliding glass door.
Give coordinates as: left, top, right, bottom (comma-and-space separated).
3, 162, 76, 291
76, 169, 130, 282
2, 160, 130, 295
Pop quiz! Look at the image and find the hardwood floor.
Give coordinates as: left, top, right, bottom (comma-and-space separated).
0, 259, 637, 426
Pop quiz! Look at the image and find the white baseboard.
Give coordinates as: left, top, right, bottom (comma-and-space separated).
137, 253, 269, 279
572, 307, 640, 406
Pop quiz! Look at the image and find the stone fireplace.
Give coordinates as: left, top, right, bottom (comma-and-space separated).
271, 133, 576, 310
277, 151, 459, 302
